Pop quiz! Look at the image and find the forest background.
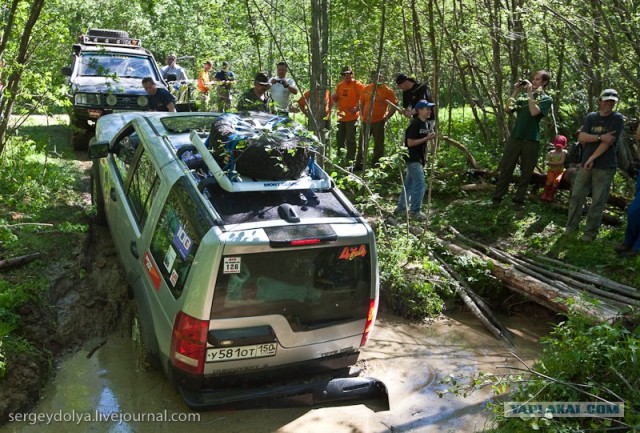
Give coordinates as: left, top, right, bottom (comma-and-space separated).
1, 0, 640, 149
1, 0, 640, 432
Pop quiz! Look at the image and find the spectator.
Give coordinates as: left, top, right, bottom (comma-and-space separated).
395, 73, 435, 125
541, 135, 567, 202
269, 61, 298, 115
357, 71, 397, 169
197, 61, 212, 109
333, 66, 365, 164
394, 100, 436, 221
213, 61, 236, 112
142, 77, 176, 112
492, 70, 552, 208
615, 173, 640, 258
160, 54, 188, 81
298, 88, 333, 128
237, 72, 271, 112
561, 128, 583, 189
566, 88, 624, 242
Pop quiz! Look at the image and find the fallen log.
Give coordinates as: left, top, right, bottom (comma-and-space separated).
524, 255, 640, 300
444, 241, 622, 322
440, 136, 479, 169
432, 251, 514, 348
0, 252, 41, 271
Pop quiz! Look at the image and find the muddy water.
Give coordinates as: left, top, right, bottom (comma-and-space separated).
1, 312, 551, 433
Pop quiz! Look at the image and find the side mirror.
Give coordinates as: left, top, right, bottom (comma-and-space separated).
166, 73, 178, 82
61, 67, 72, 76
88, 138, 109, 159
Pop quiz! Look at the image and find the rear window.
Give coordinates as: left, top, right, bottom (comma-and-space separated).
211, 245, 371, 331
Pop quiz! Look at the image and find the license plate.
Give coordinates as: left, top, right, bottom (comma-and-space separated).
206, 343, 278, 362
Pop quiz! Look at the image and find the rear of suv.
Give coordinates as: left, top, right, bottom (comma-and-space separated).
89, 111, 388, 410
62, 29, 165, 150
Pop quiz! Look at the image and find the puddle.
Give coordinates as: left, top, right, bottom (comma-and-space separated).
1, 311, 551, 433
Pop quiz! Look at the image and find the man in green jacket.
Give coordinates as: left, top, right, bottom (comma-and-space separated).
492, 70, 552, 207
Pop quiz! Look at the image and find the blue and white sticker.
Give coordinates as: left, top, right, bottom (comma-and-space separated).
172, 224, 192, 261
223, 257, 241, 274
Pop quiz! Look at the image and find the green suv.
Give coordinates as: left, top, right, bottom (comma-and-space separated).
89, 111, 388, 410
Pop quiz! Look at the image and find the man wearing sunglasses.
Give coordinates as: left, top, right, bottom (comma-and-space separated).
237, 72, 271, 112
566, 88, 624, 242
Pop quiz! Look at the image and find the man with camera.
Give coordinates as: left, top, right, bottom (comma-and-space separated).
270, 61, 298, 115
492, 70, 552, 208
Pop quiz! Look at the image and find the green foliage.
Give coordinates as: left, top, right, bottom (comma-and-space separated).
376, 226, 445, 319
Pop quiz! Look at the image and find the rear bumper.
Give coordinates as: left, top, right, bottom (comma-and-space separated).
178, 375, 389, 412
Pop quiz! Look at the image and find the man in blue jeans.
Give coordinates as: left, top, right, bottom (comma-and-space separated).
566, 89, 624, 241
394, 100, 436, 221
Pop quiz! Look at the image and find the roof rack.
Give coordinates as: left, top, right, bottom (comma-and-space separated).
189, 130, 332, 193
78, 35, 142, 48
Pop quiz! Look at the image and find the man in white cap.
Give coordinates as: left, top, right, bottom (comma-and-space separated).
566, 89, 624, 241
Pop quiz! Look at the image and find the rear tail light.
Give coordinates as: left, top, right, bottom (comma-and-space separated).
360, 298, 377, 347
170, 311, 208, 375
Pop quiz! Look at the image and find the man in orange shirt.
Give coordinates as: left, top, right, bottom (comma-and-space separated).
332, 66, 365, 164
298, 87, 333, 143
358, 71, 397, 169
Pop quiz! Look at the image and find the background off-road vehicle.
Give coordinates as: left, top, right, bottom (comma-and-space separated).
62, 29, 166, 150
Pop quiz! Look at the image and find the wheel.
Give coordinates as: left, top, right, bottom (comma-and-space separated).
86, 28, 130, 39
90, 161, 107, 226
130, 303, 158, 371
70, 116, 93, 151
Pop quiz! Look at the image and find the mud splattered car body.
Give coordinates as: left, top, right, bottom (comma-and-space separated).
89, 112, 388, 410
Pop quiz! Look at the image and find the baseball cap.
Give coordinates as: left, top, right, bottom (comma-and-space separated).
395, 73, 409, 85
553, 135, 567, 148
600, 89, 618, 102
341, 66, 353, 75
415, 99, 434, 110
222, 61, 229, 67
254, 72, 269, 84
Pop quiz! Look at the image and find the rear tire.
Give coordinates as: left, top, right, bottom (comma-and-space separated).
90, 161, 107, 226
130, 303, 158, 371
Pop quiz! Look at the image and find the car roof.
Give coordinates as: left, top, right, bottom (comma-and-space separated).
95, 112, 360, 226
74, 44, 153, 56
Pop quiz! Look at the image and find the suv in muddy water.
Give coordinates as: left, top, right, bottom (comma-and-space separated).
62, 29, 173, 150
88, 111, 388, 410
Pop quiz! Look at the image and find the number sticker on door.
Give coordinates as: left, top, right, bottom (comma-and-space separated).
223, 257, 241, 274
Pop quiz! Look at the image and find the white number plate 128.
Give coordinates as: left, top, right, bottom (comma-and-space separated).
206, 343, 277, 362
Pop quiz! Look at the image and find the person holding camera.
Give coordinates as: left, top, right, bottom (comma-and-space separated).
269, 61, 298, 115
492, 70, 552, 208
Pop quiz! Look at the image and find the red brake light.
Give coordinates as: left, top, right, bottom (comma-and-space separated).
360, 298, 377, 347
290, 238, 321, 246
170, 311, 208, 375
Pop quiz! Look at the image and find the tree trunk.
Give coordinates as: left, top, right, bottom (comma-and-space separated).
0, 0, 46, 155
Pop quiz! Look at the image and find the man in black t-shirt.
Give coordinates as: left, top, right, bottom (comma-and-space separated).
142, 77, 176, 112
394, 99, 436, 221
395, 73, 434, 122
566, 88, 624, 241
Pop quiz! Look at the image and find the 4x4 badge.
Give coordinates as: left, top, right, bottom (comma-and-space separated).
338, 245, 367, 261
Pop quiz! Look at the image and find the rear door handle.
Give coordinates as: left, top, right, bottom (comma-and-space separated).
110, 188, 117, 201
130, 241, 139, 259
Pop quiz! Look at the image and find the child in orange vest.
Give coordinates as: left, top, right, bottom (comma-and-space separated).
541, 135, 567, 202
